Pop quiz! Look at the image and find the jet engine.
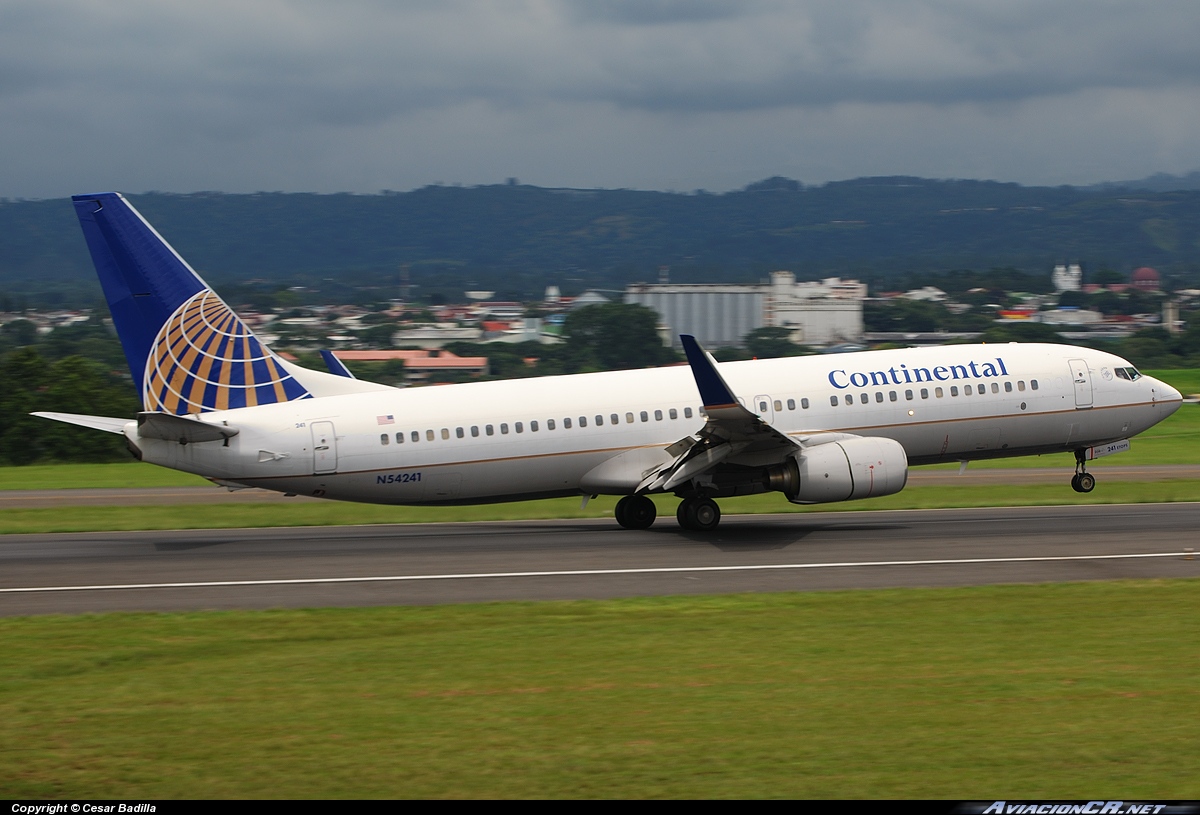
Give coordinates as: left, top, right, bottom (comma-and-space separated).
765, 437, 908, 504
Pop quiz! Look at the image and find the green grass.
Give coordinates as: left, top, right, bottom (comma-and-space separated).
1, 581, 1197, 798
0, 462, 208, 490
1, 480, 1198, 534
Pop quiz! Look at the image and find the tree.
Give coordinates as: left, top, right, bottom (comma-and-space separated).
559, 304, 677, 373
743, 327, 814, 359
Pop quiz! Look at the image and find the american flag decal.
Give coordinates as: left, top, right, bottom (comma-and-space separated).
377, 415, 395, 425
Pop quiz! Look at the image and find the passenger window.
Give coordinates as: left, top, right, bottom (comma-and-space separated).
396, 432, 404, 444
654, 410, 663, 421
1018, 381, 1026, 392
471, 426, 479, 437
774, 400, 782, 412
758, 400, 768, 412
801, 398, 809, 409
515, 422, 523, 433
485, 425, 494, 436
500, 423, 509, 435
1005, 381, 1013, 392
426, 429, 435, 441
578, 416, 586, 428
611, 414, 619, 425
626, 413, 634, 424
935, 388, 943, 398
669, 408, 678, 420
831, 395, 839, 407
547, 419, 555, 430
920, 388, 929, 399
787, 399, 795, 410
441, 428, 450, 440
530, 421, 538, 432
456, 427, 464, 439
964, 385, 972, 395
860, 392, 868, 404
905, 389, 913, 400
639, 411, 648, 422
412, 431, 420, 442
596, 415, 604, 426
991, 383, 999, 394
563, 418, 572, 429
380, 434, 389, 445
844, 394, 853, 405
1031, 380, 1039, 391
950, 386, 958, 397
684, 407, 693, 419
875, 392, 883, 403
889, 391, 897, 402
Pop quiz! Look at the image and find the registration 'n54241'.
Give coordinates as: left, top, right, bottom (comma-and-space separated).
377, 472, 422, 484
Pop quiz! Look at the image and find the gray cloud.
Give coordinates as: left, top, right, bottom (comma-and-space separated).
1, 1, 1199, 197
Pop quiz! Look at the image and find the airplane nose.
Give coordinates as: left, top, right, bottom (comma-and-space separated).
1150, 377, 1182, 408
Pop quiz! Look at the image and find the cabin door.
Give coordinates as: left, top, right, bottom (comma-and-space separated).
1069, 359, 1093, 408
311, 421, 338, 474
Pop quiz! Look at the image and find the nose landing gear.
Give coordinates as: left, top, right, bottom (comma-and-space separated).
1071, 450, 1096, 493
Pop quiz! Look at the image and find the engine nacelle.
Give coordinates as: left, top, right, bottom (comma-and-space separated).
782, 437, 908, 504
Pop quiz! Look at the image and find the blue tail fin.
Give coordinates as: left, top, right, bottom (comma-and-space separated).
72, 193, 311, 414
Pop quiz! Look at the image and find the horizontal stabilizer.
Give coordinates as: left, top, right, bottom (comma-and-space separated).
31, 412, 130, 434
137, 412, 239, 444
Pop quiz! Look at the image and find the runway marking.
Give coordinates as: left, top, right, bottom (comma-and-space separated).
0, 551, 1191, 594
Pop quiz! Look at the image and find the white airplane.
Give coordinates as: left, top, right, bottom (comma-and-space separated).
35, 193, 1183, 531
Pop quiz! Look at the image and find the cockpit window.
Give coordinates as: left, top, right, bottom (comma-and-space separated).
1126, 367, 1141, 381
1115, 368, 1129, 381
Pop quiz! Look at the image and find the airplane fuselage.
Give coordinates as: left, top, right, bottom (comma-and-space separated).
125, 342, 1181, 505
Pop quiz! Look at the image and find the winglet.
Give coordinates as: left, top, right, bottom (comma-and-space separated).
320, 350, 357, 379
680, 335, 739, 409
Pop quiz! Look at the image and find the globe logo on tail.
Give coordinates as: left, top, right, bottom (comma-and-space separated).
143, 290, 309, 414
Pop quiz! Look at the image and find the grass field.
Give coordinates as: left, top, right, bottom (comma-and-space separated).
1, 581, 1196, 798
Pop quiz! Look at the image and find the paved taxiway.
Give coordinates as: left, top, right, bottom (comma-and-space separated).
3, 464, 1199, 508
1, 503, 1196, 615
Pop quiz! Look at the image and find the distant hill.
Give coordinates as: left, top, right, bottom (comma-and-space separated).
1084, 171, 1200, 193
2, 177, 1199, 305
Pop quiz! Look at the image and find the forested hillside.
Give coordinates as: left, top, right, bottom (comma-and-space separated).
2, 177, 1200, 307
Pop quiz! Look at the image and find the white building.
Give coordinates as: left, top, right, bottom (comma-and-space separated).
624, 272, 864, 348
1053, 264, 1083, 293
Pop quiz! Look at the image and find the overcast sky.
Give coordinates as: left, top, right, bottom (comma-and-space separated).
4, 0, 1200, 199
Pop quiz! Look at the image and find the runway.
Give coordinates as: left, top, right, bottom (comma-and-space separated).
2, 464, 1199, 507
2, 503, 1196, 615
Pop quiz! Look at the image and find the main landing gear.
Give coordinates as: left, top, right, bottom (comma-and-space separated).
1071, 450, 1096, 493
676, 496, 721, 532
614, 494, 723, 531
614, 494, 656, 529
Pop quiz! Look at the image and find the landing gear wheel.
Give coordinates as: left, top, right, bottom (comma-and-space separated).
677, 497, 721, 531
1071, 450, 1095, 494
615, 495, 656, 529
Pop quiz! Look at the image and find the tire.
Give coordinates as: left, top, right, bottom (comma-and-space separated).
1070, 473, 1083, 493
1077, 472, 1096, 493
616, 495, 656, 529
676, 500, 694, 530
687, 498, 721, 532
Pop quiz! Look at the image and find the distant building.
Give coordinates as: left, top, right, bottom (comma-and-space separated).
1052, 263, 1082, 293
624, 272, 864, 348
1131, 267, 1161, 292
333, 349, 489, 382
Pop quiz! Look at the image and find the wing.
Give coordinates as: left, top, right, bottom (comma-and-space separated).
637, 336, 805, 493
